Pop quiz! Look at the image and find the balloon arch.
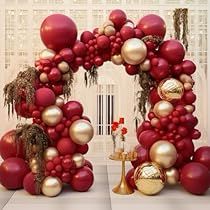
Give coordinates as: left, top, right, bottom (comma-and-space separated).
0, 9, 209, 197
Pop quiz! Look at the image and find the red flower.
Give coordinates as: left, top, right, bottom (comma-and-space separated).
112, 121, 119, 127
121, 127, 127, 135
111, 124, 117, 131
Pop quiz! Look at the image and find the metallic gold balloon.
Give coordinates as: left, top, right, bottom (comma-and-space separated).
153, 100, 174, 118
41, 105, 63, 126
31, 164, 39, 173
184, 105, 195, 113
139, 59, 151, 71
184, 82, 193, 91
103, 20, 114, 28
30, 158, 38, 168
55, 96, 64, 107
179, 74, 194, 84
165, 167, 179, 185
158, 78, 184, 101
98, 27, 104, 35
104, 25, 116, 36
111, 54, 124, 65
121, 38, 147, 65
58, 61, 69, 73
41, 176, 62, 197
134, 162, 165, 195
69, 119, 94, 145
44, 147, 59, 161
150, 140, 177, 169
39, 49, 56, 60
62, 73, 71, 81
72, 153, 85, 168
39, 72, 49, 83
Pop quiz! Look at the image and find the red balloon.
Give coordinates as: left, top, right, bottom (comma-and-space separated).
149, 88, 161, 105
70, 166, 94, 192
181, 60, 196, 75
52, 84, 63, 95
94, 56, 103, 66
73, 41, 87, 57
171, 64, 183, 76
159, 40, 185, 65
109, 9, 127, 29
183, 90, 196, 104
40, 14, 77, 51
23, 172, 38, 195
120, 26, 135, 41
137, 14, 166, 38
193, 146, 210, 170
76, 144, 89, 154
80, 31, 95, 44
47, 127, 60, 142
191, 129, 201, 140
134, 28, 144, 39
61, 172, 72, 183
0, 157, 30, 190
48, 67, 62, 82
96, 35, 110, 49
63, 101, 83, 120
184, 113, 198, 128
180, 162, 209, 195
125, 168, 136, 189
136, 121, 152, 138
0, 130, 24, 160
57, 137, 76, 155
181, 138, 194, 160
125, 64, 139, 75
35, 87, 56, 107
59, 48, 75, 63
15, 101, 31, 118
84, 159, 93, 170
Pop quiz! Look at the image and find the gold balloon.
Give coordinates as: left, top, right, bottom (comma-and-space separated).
151, 118, 160, 128
134, 162, 165, 195
104, 25, 116, 36
69, 119, 94, 145
32, 145, 39, 153
150, 140, 177, 169
158, 78, 184, 101
62, 73, 71, 81
111, 54, 124, 65
103, 20, 114, 28
184, 82, 193, 91
44, 147, 59, 161
153, 100, 174, 118
58, 61, 69, 73
30, 158, 38, 167
39, 73, 49, 83
39, 49, 56, 60
98, 27, 104, 35
184, 105, 195, 113
165, 168, 179, 185
179, 74, 194, 84
139, 59, 151, 71
41, 105, 63, 126
72, 153, 85, 168
41, 176, 62, 197
31, 164, 39, 173
55, 96, 64, 107
121, 38, 147, 65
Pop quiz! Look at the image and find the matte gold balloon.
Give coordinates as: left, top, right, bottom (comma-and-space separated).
165, 167, 179, 185
134, 162, 165, 195
30, 158, 38, 168
103, 20, 114, 28
150, 140, 177, 169
72, 153, 85, 168
104, 25, 116, 36
184, 82, 193, 91
44, 147, 59, 161
98, 27, 104, 35
39, 72, 49, 83
69, 119, 94, 145
158, 78, 184, 101
41, 105, 63, 126
39, 49, 56, 60
179, 74, 194, 84
55, 97, 64, 108
58, 61, 69, 73
111, 54, 124, 65
139, 59, 151, 71
31, 164, 39, 173
184, 105, 195, 113
41, 176, 62, 197
121, 38, 147, 65
153, 100, 174, 118
62, 73, 71, 81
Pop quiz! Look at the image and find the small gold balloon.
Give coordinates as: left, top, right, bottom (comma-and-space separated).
184, 82, 193, 91
98, 27, 104, 35
39, 49, 56, 60
41, 105, 63, 126
30, 158, 38, 167
151, 118, 160, 128
121, 38, 147, 65
31, 164, 39, 173
158, 78, 184, 101
58, 61, 69, 73
41, 176, 62, 197
184, 105, 195, 113
134, 162, 165, 195
111, 54, 124, 65
104, 25, 116, 36
69, 119, 94, 145
153, 100, 174, 118
39, 72, 49, 83
150, 140, 177, 169
62, 73, 71, 81
165, 167, 179, 185
103, 20, 114, 28
72, 153, 85, 168
44, 147, 59, 161
55, 96, 64, 107
139, 59, 151, 71
179, 74, 194, 84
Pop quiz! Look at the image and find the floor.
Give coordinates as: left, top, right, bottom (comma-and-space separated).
0, 163, 210, 210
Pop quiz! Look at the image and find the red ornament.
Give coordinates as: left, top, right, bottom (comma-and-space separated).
40, 14, 77, 51
23, 172, 38, 195
181, 60, 196, 75
120, 26, 135, 41
180, 162, 209, 195
183, 90, 196, 104
48, 67, 62, 82
80, 31, 94, 44
0, 157, 30, 190
109, 9, 127, 29
59, 48, 75, 63
96, 35, 110, 49
125, 168, 136, 189
76, 144, 89, 154
63, 101, 83, 120
57, 137, 76, 155
125, 64, 139, 75
73, 41, 87, 57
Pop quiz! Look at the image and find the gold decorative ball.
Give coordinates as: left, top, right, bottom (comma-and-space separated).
158, 78, 184, 101
30, 158, 38, 168
150, 140, 177, 169
39, 73, 49, 83
121, 38, 147, 65
44, 147, 59, 161
153, 100, 174, 118
39, 49, 56, 60
41, 105, 63, 126
103, 20, 114, 28
184, 105, 195, 113
179, 74, 194, 84
72, 153, 85, 168
104, 25, 116, 36
62, 73, 71, 81
58, 61, 70, 73
41, 176, 62, 197
69, 119, 94, 145
31, 164, 39, 173
184, 82, 193, 91
134, 162, 165, 195
98, 27, 104, 35
150, 118, 159, 128
111, 54, 124, 65
55, 96, 64, 108
139, 59, 151, 71
165, 167, 179, 185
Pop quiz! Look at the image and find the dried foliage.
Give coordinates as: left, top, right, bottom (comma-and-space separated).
84, 66, 98, 87
63, 69, 74, 99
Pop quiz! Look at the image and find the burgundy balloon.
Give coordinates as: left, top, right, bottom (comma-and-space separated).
40, 14, 77, 51
181, 138, 195, 160
183, 90, 196, 104
94, 56, 103, 66
96, 35, 110, 49
125, 168, 136, 189
125, 64, 139, 75
134, 28, 144, 39
120, 26, 135, 41
57, 137, 76, 155
48, 68, 62, 82
23, 172, 38, 195
109, 9, 127, 29
84, 159, 93, 170
181, 60, 196, 75
59, 48, 75, 63
171, 64, 183, 76
73, 41, 87, 57
76, 144, 89, 154
47, 127, 60, 142
52, 84, 63, 95
63, 101, 83, 120
149, 88, 161, 105
80, 31, 95, 44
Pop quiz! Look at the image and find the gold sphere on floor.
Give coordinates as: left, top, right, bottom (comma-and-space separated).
165, 167, 179, 185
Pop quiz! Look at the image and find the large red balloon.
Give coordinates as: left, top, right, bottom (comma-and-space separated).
23, 172, 38, 195
0, 157, 30, 190
63, 101, 83, 120
0, 130, 24, 160
125, 168, 136, 189
109, 9, 127, 29
73, 41, 87, 57
57, 137, 76, 155
70, 166, 94, 192
180, 162, 209, 195
137, 14, 166, 38
193, 146, 210, 170
40, 14, 77, 51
